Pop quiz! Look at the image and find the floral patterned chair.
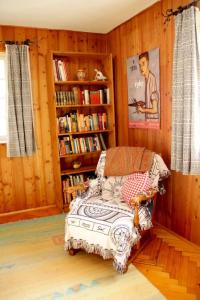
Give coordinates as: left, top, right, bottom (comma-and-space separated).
64, 147, 170, 273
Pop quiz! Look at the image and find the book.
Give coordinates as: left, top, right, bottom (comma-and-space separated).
90, 91, 100, 104
102, 113, 107, 130
99, 89, 103, 104
99, 133, 106, 150
84, 90, 90, 104
59, 140, 66, 156
72, 87, 81, 105
106, 88, 110, 104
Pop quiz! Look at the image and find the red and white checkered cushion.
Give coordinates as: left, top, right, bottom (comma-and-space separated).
122, 172, 152, 205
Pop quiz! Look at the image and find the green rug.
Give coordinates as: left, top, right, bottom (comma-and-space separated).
0, 214, 165, 300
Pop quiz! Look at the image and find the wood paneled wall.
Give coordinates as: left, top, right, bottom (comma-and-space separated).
107, 0, 200, 245
0, 26, 107, 218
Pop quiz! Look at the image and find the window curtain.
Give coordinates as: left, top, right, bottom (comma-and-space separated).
6, 44, 36, 157
171, 6, 200, 175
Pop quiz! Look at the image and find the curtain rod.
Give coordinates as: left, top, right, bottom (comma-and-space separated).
163, 0, 200, 24
0, 39, 33, 45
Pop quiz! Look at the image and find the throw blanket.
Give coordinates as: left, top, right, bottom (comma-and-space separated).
65, 196, 152, 273
104, 146, 154, 176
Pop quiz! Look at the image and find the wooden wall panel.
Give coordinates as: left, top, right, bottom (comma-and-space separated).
107, 0, 200, 246
0, 25, 107, 217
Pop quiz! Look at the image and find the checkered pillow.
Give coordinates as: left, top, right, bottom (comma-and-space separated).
122, 172, 152, 205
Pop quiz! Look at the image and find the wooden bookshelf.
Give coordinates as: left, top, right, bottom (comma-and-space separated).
47, 51, 116, 210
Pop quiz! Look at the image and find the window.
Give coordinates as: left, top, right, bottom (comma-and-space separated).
0, 53, 7, 143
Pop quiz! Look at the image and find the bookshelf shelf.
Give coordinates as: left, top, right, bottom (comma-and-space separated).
60, 150, 101, 159
61, 165, 96, 176
47, 51, 116, 211
55, 80, 109, 86
56, 104, 111, 108
58, 129, 112, 136
51, 51, 109, 58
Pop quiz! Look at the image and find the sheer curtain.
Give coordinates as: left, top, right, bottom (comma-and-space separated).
171, 6, 200, 174
6, 44, 36, 157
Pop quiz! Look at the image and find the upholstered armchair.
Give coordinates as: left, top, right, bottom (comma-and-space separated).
64, 147, 170, 273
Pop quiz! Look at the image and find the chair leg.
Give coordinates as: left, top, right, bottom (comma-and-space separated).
68, 248, 76, 256
68, 248, 80, 256
136, 240, 141, 250
149, 227, 154, 239
128, 242, 142, 263
130, 231, 152, 262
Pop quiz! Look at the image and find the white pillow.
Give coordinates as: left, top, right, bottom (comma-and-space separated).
85, 178, 101, 199
102, 176, 128, 201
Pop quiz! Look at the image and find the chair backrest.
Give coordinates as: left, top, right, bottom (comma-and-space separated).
95, 149, 170, 189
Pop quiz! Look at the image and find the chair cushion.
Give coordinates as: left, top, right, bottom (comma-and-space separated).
84, 178, 101, 199
122, 172, 152, 205
101, 176, 128, 201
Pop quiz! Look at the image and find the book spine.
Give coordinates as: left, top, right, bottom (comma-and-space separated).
106, 88, 110, 104
84, 90, 90, 104
99, 133, 106, 150
99, 89, 103, 104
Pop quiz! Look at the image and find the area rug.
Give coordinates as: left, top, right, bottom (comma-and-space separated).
0, 214, 165, 300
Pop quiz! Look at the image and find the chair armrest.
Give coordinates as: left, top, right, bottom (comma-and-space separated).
129, 188, 158, 228
64, 183, 88, 201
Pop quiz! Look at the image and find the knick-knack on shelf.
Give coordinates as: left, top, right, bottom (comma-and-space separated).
72, 160, 82, 169
77, 69, 86, 81
94, 69, 107, 81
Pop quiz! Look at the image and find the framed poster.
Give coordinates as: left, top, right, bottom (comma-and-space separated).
127, 48, 160, 129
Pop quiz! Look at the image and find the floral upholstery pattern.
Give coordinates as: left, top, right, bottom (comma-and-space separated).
101, 176, 128, 201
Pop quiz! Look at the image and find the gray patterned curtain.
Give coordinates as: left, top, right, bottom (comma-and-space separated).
171, 6, 200, 175
6, 44, 36, 157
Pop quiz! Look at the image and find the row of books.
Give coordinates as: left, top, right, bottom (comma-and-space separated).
57, 112, 108, 133
55, 87, 110, 106
59, 133, 106, 156
63, 174, 84, 190
53, 58, 68, 81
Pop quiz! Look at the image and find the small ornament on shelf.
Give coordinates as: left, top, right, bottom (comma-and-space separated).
72, 160, 82, 169
59, 117, 66, 133
77, 69, 86, 81
94, 69, 107, 81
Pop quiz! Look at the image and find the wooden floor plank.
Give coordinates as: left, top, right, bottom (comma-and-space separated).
133, 225, 200, 300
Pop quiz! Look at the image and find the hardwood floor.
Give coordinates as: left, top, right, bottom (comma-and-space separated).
132, 225, 200, 300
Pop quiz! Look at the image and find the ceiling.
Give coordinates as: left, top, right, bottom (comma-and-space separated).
0, 0, 159, 34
